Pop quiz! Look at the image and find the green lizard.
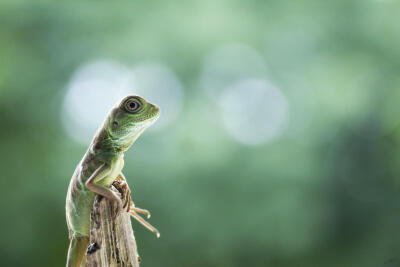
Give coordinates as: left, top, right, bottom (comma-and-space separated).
65, 95, 160, 267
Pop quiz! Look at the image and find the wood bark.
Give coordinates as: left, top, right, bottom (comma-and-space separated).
86, 185, 140, 267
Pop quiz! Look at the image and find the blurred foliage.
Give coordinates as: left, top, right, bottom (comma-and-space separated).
1, 1, 400, 267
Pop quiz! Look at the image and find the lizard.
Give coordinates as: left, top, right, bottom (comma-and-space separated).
65, 95, 160, 267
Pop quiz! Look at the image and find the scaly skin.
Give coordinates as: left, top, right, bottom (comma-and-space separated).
65, 95, 160, 267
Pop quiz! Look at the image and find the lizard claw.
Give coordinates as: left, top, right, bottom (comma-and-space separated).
129, 210, 160, 238
130, 206, 151, 219
122, 187, 131, 210
125, 194, 132, 212
113, 180, 131, 211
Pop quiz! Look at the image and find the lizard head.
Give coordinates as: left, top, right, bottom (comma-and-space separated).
105, 95, 160, 149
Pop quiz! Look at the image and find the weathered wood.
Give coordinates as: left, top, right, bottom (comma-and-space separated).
86, 185, 140, 267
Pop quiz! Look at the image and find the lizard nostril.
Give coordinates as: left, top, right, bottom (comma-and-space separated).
112, 121, 118, 128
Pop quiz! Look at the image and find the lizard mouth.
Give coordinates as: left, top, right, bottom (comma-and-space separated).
136, 104, 160, 123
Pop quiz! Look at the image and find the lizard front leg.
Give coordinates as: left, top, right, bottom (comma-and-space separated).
85, 163, 123, 217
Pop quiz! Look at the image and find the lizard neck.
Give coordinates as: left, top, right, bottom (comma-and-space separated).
89, 119, 146, 158
90, 128, 126, 157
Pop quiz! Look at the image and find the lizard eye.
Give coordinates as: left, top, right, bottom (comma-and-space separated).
124, 98, 142, 113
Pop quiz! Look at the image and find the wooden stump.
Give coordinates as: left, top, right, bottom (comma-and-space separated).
86, 185, 140, 267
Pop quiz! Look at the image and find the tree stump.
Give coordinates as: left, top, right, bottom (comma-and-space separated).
86, 185, 140, 267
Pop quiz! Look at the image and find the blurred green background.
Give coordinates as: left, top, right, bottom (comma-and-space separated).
1, 1, 400, 266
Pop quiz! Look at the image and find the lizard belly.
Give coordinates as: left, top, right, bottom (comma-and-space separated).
66, 175, 95, 237
66, 158, 124, 237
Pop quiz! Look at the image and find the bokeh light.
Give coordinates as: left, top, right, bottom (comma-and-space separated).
130, 63, 184, 130
201, 43, 267, 100
62, 60, 132, 144
2, 2, 400, 267
219, 79, 289, 145
200, 43, 289, 145
62, 61, 183, 144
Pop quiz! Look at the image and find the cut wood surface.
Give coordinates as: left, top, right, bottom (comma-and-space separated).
86, 185, 140, 267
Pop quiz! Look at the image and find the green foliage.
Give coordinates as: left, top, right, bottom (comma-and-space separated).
1, 1, 400, 266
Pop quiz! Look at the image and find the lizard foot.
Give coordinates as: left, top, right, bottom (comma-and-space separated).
112, 180, 131, 211
130, 202, 151, 219
129, 210, 160, 238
